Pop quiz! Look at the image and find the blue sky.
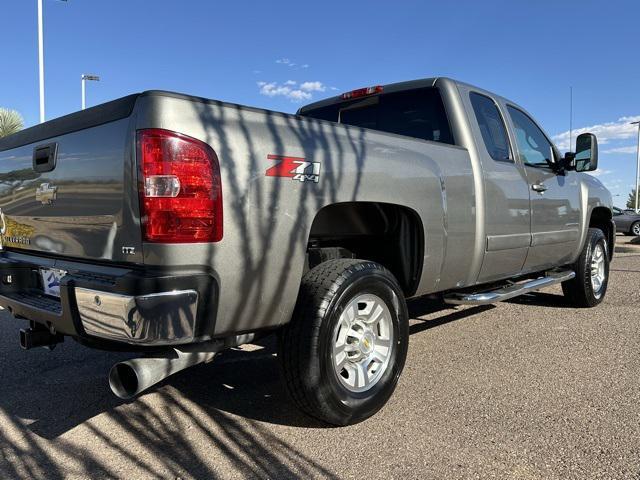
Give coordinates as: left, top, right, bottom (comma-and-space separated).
1, 0, 638, 206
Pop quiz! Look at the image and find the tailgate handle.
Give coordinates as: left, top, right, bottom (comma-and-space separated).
33, 142, 58, 173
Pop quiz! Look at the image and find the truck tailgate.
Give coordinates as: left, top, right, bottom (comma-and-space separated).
0, 99, 142, 263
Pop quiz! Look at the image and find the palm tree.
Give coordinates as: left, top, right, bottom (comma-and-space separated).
628, 188, 638, 210
0, 108, 24, 138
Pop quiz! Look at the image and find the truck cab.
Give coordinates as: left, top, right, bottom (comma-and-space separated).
300, 78, 613, 289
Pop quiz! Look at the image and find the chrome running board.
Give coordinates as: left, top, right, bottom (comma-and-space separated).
444, 269, 575, 306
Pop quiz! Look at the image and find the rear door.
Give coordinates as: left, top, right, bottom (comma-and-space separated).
505, 105, 581, 270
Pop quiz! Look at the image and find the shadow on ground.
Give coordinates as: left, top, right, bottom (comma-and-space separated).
0, 292, 572, 478
504, 291, 574, 308
0, 324, 336, 479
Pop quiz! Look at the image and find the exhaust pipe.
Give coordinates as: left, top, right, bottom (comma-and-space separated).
109, 341, 224, 400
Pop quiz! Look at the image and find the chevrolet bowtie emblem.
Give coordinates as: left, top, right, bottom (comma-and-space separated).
35, 182, 57, 205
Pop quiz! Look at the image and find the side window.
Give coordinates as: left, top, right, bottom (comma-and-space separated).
469, 92, 511, 162
507, 106, 554, 168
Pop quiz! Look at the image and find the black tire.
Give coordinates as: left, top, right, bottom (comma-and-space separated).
631, 221, 640, 237
279, 259, 409, 426
561, 228, 609, 307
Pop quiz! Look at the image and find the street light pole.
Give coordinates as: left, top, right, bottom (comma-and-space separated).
36, 0, 67, 123
81, 74, 100, 110
37, 0, 45, 123
632, 121, 640, 213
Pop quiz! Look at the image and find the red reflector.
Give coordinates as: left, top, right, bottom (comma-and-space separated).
341, 85, 383, 100
137, 129, 223, 243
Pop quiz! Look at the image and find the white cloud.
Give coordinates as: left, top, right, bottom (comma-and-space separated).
276, 58, 296, 67
257, 79, 328, 102
299, 81, 326, 92
602, 145, 638, 155
288, 90, 311, 101
604, 178, 623, 188
589, 169, 612, 177
257, 81, 312, 102
275, 58, 309, 69
553, 115, 640, 151
601, 176, 636, 203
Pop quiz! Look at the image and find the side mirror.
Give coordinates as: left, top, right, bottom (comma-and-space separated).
574, 133, 598, 172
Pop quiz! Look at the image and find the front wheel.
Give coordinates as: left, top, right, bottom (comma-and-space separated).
631, 221, 640, 237
279, 259, 409, 426
562, 228, 609, 307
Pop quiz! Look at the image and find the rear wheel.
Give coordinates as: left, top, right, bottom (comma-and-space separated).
631, 221, 640, 237
279, 259, 409, 426
562, 228, 609, 307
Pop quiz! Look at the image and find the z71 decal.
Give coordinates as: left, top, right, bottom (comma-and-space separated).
265, 155, 320, 183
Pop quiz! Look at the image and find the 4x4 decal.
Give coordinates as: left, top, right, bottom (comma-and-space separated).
265, 154, 320, 183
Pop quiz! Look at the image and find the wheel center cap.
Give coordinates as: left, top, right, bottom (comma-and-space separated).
360, 331, 375, 355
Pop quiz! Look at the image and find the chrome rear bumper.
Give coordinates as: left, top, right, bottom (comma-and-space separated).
76, 288, 199, 346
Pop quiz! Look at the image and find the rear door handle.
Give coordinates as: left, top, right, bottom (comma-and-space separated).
531, 183, 547, 193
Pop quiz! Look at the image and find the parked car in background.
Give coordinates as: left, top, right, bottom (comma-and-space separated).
613, 207, 640, 236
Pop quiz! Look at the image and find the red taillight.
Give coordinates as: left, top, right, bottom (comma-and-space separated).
341, 85, 383, 100
137, 129, 222, 243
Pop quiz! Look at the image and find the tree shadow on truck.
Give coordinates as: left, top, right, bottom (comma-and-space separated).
0, 98, 371, 479
187, 98, 372, 337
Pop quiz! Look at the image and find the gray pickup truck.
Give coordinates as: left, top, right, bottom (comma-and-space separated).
0, 77, 613, 425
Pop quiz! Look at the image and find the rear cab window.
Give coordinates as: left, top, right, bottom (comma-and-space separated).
469, 92, 511, 162
301, 88, 454, 145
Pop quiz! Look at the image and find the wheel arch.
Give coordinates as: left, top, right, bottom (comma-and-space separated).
306, 201, 425, 297
589, 206, 614, 259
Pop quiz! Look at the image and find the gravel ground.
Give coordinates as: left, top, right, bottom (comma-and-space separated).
1, 236, 639, 480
